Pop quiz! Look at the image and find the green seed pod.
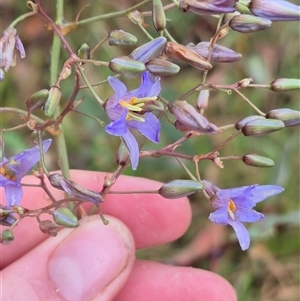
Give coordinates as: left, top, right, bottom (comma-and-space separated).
159, 180, 203, 199
44, 85, 62, 117
53, 207, 79, 228
266, 108, 300, 127
78, 43, 91, 60
270, 78, 300, 92
145, 58, 180, 76
108, 30, 138, 47
152, 0, 166, 35
109, 56, 146, 77
241, 118, 285, 136
235, 115, 266, 130
243, 153, 275, 167
229, 14, 272, 33
0, 229, 14, 245
116, 142, 130, 167
26, 89, 49, 112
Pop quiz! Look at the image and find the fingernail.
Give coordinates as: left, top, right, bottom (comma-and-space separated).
48, 216, 133, 301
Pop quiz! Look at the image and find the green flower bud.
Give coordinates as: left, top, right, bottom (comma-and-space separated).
78, 43, 91, 60
26, 89, 49, 112
39, 220, 59, 236
53, 207, 79, 228
117, 141, 129, 167
158, 180, 203, 199
241, 118, 285, 136
0, 229, 14, 245
109, 56, 146, 77
270, 78, 300, 92
145, 58, 180, 76
152, 0, 166, 35
108, 30, 138, 47
243, 153, 275, 167
235, 115, 266, 130
266, 108, 300, 127
44, 85, 62, 117
229, 14, 272, 33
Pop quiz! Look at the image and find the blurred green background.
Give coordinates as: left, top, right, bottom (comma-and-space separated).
1, 1, 299, 300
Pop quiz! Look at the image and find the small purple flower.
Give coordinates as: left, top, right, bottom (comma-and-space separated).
203, 180, 284, 250
0, 27, 26, 81
105, 71, 161, 170
0, 139, 52, 208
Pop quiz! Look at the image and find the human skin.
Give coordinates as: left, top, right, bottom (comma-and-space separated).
0, 170, 237, 301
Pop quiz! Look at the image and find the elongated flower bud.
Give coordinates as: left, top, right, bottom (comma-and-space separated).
44, 85, 62, 117
26, 89, 49, 112
197, 89, 210, 112
270, 78, 300, 92
129, 37, 167, 63
266, 108, 300, 127
53, 207, 79, 228
243, 153, 275, 167
146, 58, 180, 76
165, 42, 212, 70
241, 118, 285, 136
116, 142, 129, 167
186, 42, 242, 63
168, 100, 219, 134
235, 115, 266, 130
159, 180, 203, 199
109, 56, 146, 77
152, 0, 166, 35
108, 30, 138, 47
229, 14, 272, 33
249, 0, 300, 21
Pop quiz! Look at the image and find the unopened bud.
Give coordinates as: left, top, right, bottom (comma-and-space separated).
39, 220, 59, 236
117, 142, 129, 167
146, 58, 180, 76
0, 212, 16, 226
249, 0, 300, 21
243, 153, 275, 167
49, 173, 103, 204
53, 207, 79, 228
197, 89, 210, 112
168, 100, 219, 134
241, 118, 285, 136
109, 56, 146, 77
78, 43, 91, 60
178, 0, 237, 15
152, 0, 166, 35
44, 85, 62, 117
158, 180, 203, 199
129, 37, 167, 63
165, 42, 212, 70
270, 78, 300, 92
0, 229, 14, 245
266, 108, 300, 127
235, 115, 266, 130
187, 42, 242, 63
229, 14, 272, 33
108, 30, 138, 47
26, 89, 49, 112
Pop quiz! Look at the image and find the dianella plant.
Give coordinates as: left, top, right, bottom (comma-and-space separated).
1, 0, 299, 297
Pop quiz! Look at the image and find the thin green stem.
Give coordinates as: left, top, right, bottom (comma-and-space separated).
10, 11, 37, 28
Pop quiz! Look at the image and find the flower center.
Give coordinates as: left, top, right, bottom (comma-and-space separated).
227, 198, 236, 220
0, 161, 17, 181
119, 96, 157, 121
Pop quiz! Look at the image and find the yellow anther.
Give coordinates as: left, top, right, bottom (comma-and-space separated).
119, 100, 142, 112
228, 199, 236, 212
0, 163, 17, 181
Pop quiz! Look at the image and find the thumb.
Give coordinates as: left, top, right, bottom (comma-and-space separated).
1, 215, 135, 301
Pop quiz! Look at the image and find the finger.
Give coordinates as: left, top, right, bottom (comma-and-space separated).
1, 170, 191, 267
1, 215, 135, 301
114, 260, 237, 301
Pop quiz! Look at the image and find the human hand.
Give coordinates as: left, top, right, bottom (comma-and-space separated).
1, 170, 237, 301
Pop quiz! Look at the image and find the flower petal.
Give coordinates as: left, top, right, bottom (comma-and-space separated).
248, 185, 284, 204
234, 207, 264, 223
108, 76, 127, 101
105, 115, 128, 136
4, 183, 23, 208
121, 130, 139, 170
228, 219, 250, 251
127, 113, 160, 142
209, 206, 228, 224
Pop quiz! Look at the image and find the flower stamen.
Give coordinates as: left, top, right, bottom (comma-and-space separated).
227, 198, 236, 220
0, 163, 17, 181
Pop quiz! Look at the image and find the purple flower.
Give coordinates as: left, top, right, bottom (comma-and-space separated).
203, 180, 284, 250
105, 71, 161, 170
0, 139, 52, 208
0, 27, 26, 81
